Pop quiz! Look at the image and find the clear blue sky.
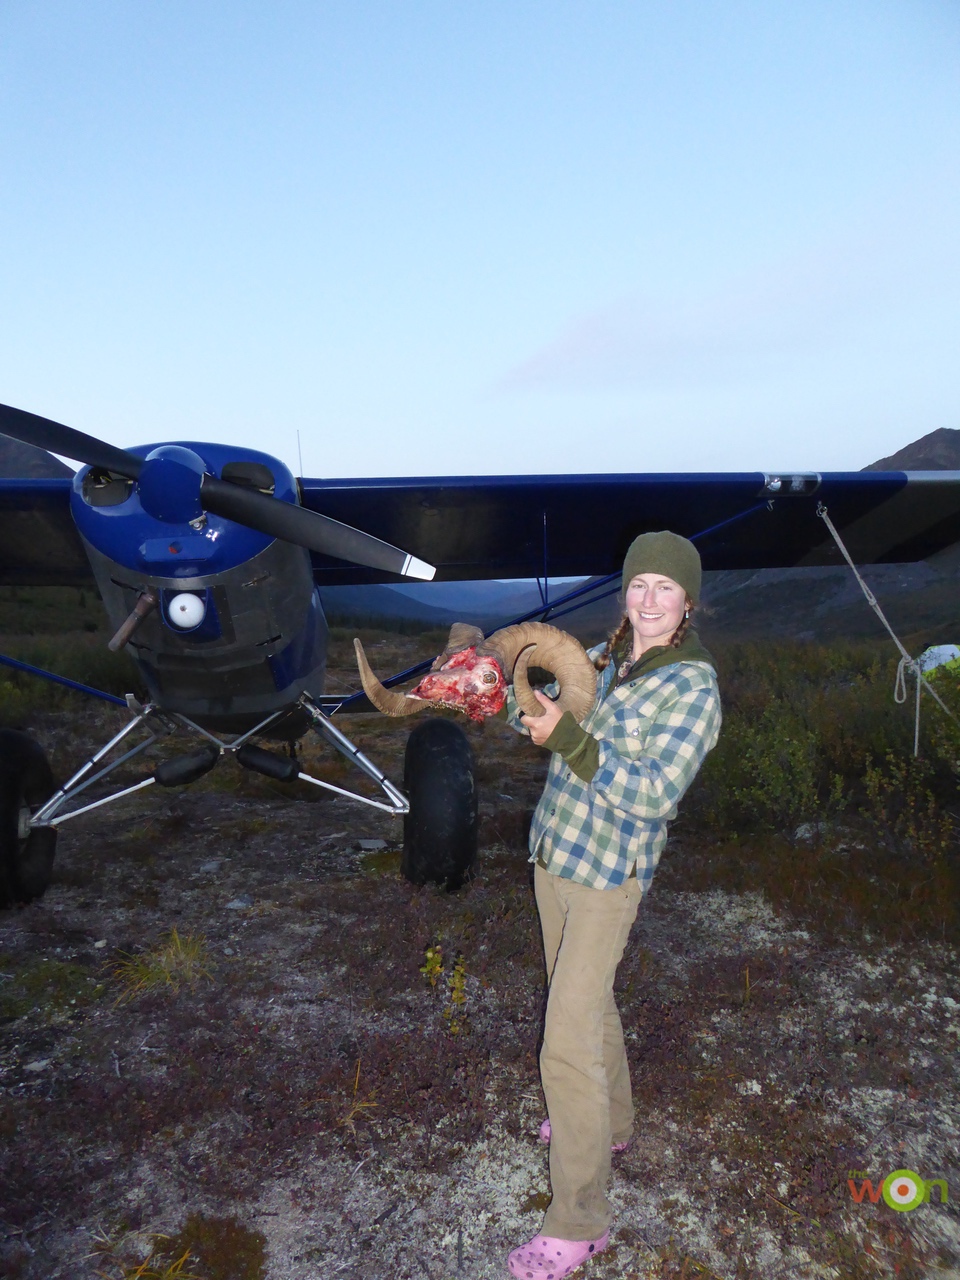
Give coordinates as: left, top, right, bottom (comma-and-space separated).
1, 1, 958, 479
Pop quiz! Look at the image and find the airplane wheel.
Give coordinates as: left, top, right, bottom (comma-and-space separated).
403, 718, 477, 890
0, 730, 58, 908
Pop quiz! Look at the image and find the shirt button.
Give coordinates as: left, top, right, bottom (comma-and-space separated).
550, 808, 556, 815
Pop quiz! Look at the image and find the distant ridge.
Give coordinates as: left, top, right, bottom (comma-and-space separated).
864, 427, 960, 472
0, 432, 74, 478
321, 579, 583, 632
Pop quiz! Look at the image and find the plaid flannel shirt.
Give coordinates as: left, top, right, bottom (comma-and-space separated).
506, 644, 721, 891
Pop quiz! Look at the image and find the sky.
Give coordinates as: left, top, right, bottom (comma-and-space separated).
1, 0, 958, 480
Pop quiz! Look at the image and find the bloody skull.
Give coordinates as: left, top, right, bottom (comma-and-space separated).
409, 646, 507, 722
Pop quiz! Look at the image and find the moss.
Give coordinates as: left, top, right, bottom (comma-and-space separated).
361, 848, 402, 877
0, 953, 102, 1022
162, 1214, 266, 1280
520, 1190, 551, 1213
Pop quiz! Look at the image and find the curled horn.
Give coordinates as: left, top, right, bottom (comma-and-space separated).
480, 622, 596, 723
354, 639, 426, 716
430, 622, 485, 671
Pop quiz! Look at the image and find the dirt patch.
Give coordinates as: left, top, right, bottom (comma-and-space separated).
1, 638, 958, 1279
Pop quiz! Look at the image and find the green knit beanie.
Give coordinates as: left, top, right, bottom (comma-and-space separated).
621, 531, 702, 603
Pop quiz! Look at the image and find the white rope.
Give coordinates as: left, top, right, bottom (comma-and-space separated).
816, 502, 959, 756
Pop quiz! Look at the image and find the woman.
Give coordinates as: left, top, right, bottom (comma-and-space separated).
505, 531, 721, 1280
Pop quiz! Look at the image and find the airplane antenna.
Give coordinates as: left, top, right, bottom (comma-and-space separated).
297, 429, 304, 478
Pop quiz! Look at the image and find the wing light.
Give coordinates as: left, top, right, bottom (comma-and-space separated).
760, 473, 821, 498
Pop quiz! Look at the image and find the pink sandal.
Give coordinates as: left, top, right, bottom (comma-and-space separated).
507, 1230, 610, 1279
538, 1119, 631, 1154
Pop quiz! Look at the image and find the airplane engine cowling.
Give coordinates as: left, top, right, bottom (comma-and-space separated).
81, 534, 328, 735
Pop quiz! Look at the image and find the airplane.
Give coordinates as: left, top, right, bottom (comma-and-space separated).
1, 400, 959, 909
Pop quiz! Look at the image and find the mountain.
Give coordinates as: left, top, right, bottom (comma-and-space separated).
696, 559, 958, 648
0, 433, 74, 478
864, 427, 960, 472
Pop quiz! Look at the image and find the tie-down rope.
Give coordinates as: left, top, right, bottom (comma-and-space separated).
817, 503, 959, 756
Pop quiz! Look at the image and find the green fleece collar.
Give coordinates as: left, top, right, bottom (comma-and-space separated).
615, 627, 715, 686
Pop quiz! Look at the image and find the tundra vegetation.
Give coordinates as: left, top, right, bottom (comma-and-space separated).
0, 588, 957, 1279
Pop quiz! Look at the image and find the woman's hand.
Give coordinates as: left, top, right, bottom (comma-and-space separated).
520, 689, 564, 746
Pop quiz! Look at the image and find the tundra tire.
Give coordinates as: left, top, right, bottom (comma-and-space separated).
402, 718, 477, 890
0, 730, 58, 907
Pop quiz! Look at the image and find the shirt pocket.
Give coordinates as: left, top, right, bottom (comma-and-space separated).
597, 691, 648, 760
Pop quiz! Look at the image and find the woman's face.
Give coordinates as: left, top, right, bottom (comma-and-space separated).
625, 572, 687, 655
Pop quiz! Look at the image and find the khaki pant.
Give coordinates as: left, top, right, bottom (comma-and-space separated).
534, 863, 643, 1241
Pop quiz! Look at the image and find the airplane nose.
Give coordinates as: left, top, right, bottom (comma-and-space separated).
139, 446, 206, 523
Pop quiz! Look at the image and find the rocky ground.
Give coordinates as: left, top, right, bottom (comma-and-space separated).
0, 632, 958, 1280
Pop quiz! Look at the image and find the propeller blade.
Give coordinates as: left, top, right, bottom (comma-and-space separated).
199, 475, 436, 579
0, 403, 144, 479
0, 403, 436, 579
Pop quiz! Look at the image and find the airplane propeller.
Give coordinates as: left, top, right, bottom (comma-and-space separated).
0, 403, 435, 580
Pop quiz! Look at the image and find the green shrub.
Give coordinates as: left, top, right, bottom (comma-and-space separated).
862, 751, 955, 858
695, 701, 844, 832
0, 634, 142, 720
925, 662, 960, 775
687, 640, 957, 843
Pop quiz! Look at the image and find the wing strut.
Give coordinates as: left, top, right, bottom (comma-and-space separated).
320, 497, 772, 713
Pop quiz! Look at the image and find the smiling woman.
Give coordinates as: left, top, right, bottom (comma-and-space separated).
503, 530, 722, 1280
624, 571, 688, 652
619, 530, 701, 661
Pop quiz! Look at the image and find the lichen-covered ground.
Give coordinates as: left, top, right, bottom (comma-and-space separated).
1, 633, 958, 1280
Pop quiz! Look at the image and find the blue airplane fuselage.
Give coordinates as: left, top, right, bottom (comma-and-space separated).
70, 443, 328, 734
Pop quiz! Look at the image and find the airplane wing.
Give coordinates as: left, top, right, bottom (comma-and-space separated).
1, 470, 959, 588
298, 470, 960, 584
0, 479, 91, 586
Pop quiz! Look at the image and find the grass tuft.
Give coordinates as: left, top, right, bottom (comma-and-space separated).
336, 1056, 378, 1133
109, 928, 212, 1004
92, 1235, 201, 1280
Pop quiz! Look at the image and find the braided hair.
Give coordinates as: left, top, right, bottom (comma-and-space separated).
593, 600, 694, 672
